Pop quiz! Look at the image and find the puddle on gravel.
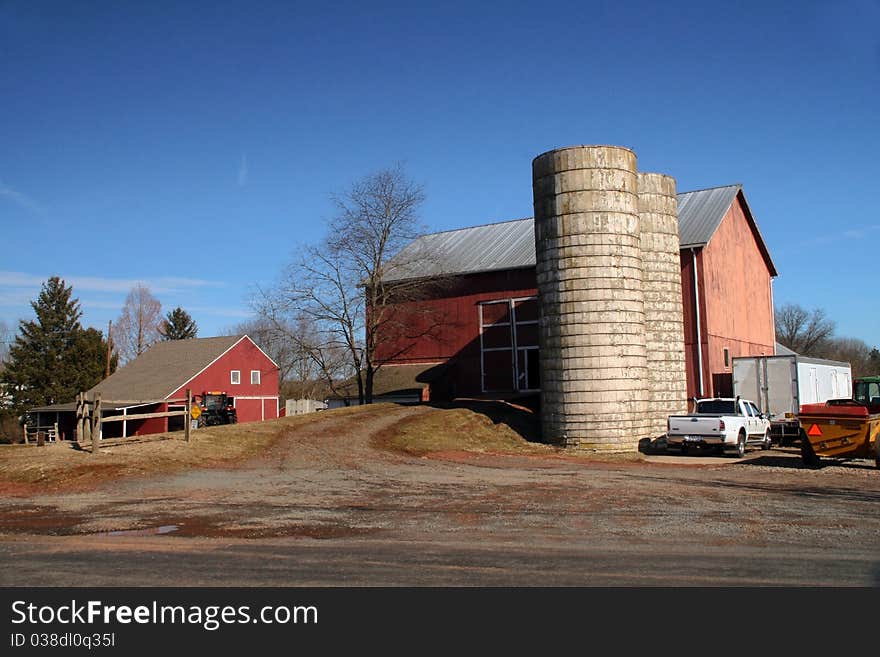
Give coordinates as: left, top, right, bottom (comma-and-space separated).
103, 524, 179, 537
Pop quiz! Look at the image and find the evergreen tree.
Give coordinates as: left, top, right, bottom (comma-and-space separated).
2, 277, 113, 413
74, 327, 118, 389
160, 307, 198, 340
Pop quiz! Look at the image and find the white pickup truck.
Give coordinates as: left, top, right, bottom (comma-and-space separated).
666, 397, 772, 457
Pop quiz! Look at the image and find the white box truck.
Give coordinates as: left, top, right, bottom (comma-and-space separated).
732, 354, 852, 445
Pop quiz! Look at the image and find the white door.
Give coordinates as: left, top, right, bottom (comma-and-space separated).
809, 367, 819, 404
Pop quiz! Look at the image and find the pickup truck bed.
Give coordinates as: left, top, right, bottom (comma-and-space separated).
667, 398, 771, 458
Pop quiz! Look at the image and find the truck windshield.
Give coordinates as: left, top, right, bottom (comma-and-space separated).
696, 400, 736, 414
854, 380, 880, 405
204, 396, 225, 410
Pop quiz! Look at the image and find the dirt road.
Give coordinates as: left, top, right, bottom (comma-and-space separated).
1, 403, 878, 586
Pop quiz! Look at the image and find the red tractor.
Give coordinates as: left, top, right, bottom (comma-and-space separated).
198, 391, 238, 426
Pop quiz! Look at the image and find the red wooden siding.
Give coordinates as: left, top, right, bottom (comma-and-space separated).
374, 269, 538, 396
700, 195, 776, 396
169, 337, 279, 424
679, 248, 709, 401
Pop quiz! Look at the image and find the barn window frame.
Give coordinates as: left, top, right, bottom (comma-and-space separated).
251, 370, 261, 385
478, 296, 539, 393
230, 370, 241, 385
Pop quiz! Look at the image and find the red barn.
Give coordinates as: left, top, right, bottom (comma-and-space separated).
372, 184, 777, 404
30, 335, 279, 440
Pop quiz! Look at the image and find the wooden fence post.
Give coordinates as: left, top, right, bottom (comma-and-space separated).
76, 393, 83, 442
184, 388, 191, 443
82, 393, 91, 445
22, 423, 28, 445
94, 393, 102, 438
91, 393, 101, 455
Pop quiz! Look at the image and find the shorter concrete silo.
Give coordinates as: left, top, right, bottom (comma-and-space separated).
638, 173, 688, 436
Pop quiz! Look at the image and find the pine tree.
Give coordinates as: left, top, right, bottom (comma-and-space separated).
160, 307, 198, 341
2, 277, 114, 413
74, 327, 118, 389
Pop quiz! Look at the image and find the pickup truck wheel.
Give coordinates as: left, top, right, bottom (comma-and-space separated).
761, 430, 771, 451
735, 431, 746, 458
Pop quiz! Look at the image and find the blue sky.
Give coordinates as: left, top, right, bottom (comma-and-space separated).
1, 0, 878, 347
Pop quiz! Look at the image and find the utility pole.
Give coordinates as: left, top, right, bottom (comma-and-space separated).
105, 319, 112, 379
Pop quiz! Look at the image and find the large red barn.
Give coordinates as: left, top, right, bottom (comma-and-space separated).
371, 184, 777, 405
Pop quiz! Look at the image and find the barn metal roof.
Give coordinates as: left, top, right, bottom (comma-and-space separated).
676, 184, 741, 248
384, 184, 776, 281
87, 335, 246, 402
384, 217, 536, 282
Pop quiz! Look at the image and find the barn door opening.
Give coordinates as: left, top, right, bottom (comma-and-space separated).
479, 297, 539, 393
479, 300, 514, 392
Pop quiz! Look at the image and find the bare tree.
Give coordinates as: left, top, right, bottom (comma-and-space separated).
256, 164, 451, 404
114, 284, 163, 363
818, 336, 874, 378
775, 303, 835, 356
232, 316, 310, 389
236, 312, 350, 403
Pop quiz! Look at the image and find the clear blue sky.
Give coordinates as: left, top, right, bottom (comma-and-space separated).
1, 0, 878, 347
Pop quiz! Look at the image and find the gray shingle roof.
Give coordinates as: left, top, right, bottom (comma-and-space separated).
87, 335, 245, 402
385, 184, 776, 281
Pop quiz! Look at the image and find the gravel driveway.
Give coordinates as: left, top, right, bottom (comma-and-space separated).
1, 404, 878, 586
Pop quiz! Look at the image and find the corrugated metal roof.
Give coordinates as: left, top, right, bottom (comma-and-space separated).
384, 218, 536, 281
87, 335, 244, 402
384, 184, 754, 281
676, 184, 741, 248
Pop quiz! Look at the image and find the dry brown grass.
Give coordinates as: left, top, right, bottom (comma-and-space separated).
0, 404, 378, 495
374, 401, 560, 456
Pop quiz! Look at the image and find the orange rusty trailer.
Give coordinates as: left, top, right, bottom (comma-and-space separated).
798, 396, 880, 468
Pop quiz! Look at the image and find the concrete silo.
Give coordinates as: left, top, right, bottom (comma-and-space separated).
532, 145, 652, 452
638, 172, 688, 436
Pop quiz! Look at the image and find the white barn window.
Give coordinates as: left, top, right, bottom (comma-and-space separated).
230, 370, 241, 385
251, 370, 261, 385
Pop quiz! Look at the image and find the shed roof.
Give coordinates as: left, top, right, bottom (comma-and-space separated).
384, 184, 776, 281
328, 362, 446, 400
87, 335, 246, 402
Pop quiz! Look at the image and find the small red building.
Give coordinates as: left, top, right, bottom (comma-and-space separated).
374, 184, 777, 404
30, 335, 279, 440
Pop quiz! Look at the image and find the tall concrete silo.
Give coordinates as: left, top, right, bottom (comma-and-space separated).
638, 173, 688, 435
532, 145, 651, 452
